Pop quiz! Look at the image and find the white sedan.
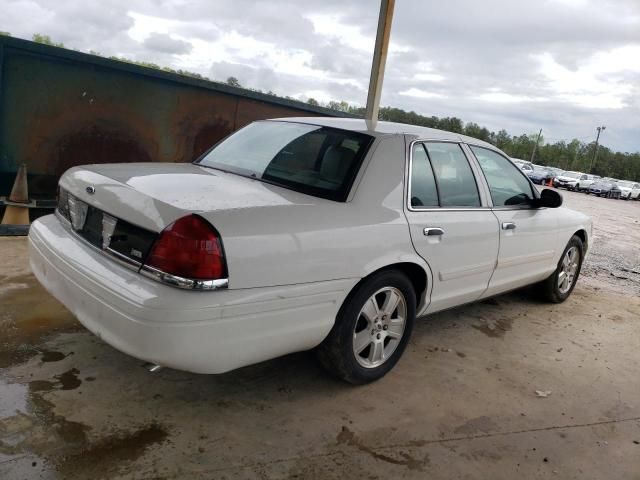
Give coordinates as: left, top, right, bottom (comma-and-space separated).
29, 118, 592, 384
617, 180, 640, 200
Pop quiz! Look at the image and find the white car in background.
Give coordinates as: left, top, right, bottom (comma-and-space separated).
630, 183, 640, 200
617, 180, 640, 199
512, 158, 534, 172
29, 118, 592, 384
576, 174, 600, 192
553, 171, 582, 190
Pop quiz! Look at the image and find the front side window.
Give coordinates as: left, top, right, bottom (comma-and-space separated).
410, 142, 481, 208
198, 121, 373, 201
471, 146, 535, 207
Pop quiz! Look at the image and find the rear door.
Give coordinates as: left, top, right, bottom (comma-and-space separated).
468, 146, 559, 297
404, 141, 499, 313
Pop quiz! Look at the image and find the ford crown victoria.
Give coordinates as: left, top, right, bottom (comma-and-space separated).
29, 118, 592, 384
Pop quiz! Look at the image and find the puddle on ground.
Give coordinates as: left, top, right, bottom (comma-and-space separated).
0, 273, 79, 368
472, 317, 514, 338
1, 370, 165, 476
41, 351, 66, 363
0, 377, 28, 418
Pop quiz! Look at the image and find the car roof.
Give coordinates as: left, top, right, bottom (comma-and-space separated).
271, 116, 496, 149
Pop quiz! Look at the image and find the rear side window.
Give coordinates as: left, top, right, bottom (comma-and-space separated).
410, 142, 481, 208
198, 121, 373, 201
410, 144, 439, 207
471, 146, 535, 207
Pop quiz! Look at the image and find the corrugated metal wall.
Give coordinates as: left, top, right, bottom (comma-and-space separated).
0, 36, 346, 199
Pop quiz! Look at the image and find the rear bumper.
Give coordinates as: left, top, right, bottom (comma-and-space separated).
29, 215, 355, 373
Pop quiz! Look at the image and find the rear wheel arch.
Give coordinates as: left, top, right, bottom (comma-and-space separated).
350, 262, 429, 314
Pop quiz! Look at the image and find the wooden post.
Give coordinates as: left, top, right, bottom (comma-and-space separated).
364, 0, 395, 129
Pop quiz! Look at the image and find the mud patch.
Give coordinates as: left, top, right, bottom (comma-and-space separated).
453, 416, 497, 435
55, 369, 82, 391
337, 426, 429, 471
55, 424, 168, 477
472, 317, 513, 338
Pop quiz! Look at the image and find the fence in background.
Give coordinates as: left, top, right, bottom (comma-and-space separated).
0, 36, 345, 200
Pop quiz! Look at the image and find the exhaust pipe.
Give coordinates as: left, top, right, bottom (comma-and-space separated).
144, 363, 163, 373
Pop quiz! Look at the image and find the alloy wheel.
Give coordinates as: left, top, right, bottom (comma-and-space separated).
558, 246, 579, 294
352, 287, 407, 368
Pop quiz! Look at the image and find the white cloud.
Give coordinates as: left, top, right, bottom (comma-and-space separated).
478, 92, 548, 103
399, 88, 446, 99
534, 47, 639, 109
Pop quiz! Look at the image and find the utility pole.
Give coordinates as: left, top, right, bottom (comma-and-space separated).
530, 129, 542, 163
589, 126, 606, 173
364, 0, 395, 129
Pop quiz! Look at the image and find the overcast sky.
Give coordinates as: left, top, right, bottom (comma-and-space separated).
2, 0, 639, 152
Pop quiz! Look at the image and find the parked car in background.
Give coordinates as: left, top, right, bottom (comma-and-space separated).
589, 179, 621, 198
526, 167, 554, 185
548, 167, 564, 177
512, 158, 534, 172
553, 171, 582, 190
617, 180, 640, 200
575, 174, 600, 192
28, 118, 592, 384
630, 183, 640, 200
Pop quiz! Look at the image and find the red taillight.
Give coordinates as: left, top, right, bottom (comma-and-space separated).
145, 215, 226, 280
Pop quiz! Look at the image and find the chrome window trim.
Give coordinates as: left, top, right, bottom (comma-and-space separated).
465, 144, 539, 209
55, 207, 228, 292
406, 139, 491, 212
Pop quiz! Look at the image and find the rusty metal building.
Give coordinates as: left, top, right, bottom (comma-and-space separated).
0, 36, 346, 201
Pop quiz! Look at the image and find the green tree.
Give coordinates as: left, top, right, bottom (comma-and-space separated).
0, 31, 10, 36
32, 33, 64, 48
306, 98, 319, 106
226, 76, 241, 88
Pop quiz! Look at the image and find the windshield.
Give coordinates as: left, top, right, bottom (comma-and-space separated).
197, 121, 373, 201
618, 181, 634, 188
562, 172, 580, 179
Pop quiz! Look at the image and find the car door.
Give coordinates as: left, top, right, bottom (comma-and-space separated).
468, 146, 559, 297
404, 141, 499, 313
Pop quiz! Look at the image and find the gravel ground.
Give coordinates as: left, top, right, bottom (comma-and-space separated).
557, 188, 640, 295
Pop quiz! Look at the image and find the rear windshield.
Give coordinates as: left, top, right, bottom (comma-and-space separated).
197, 121, 373, 201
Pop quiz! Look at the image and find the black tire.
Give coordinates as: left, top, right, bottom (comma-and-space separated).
536, 235, 584, 303
316, 270, 416, 384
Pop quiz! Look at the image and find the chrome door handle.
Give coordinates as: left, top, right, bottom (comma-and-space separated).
502, 222, 516, 230
423, 227, 445, 236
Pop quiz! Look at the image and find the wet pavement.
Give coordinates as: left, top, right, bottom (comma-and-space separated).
1, 191, 640, 479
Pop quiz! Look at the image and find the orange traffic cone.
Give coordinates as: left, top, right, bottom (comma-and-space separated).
1, 164, 30, 225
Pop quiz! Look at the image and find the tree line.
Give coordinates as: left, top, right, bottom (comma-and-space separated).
314, 101, 640, 182
7, 32, 638, 181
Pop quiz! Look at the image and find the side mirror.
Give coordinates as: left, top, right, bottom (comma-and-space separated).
535, 188, 563, 208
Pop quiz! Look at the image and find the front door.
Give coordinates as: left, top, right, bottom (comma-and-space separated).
468, 146, 559, 297
405, 142, 499, 313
